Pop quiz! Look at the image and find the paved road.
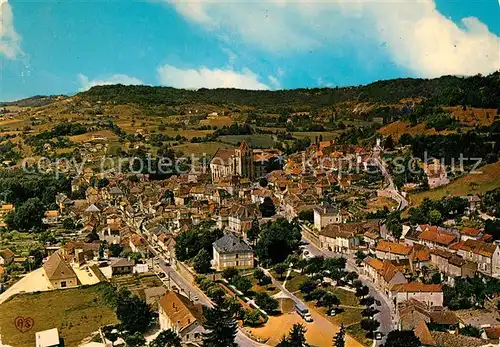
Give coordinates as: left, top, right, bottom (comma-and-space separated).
302, 239, 394, 345
372, 156, 408, 211
155, 259, 268, 347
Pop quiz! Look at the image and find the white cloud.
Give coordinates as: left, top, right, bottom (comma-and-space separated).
0, 0, 23, 59
268, 75, 281, 89
78, 73, 143, 91
157, 64, 270, 90
167, 0, 500, 78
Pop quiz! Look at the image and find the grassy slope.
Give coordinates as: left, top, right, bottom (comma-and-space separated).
0, 284, 118, 347
408, 160, 500, 207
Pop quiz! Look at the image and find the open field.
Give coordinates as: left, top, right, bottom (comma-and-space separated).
171, 141, 235, 157
377, 120, 455, 140
160, 128, 214, 139
0, 284, 118, 347
200, 116, 234, 126
292, 131, 342, 141
408, 160, 500, 208
447, 107, 497, 126
346, 323, 373, 347
219, 134, 276, 148
366, 196, 398, 212
69, 130, 118, 143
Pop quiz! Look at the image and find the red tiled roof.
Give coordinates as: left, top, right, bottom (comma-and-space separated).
392, 283, 442, 293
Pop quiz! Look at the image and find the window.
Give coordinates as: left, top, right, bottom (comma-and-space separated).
61, 281, 67, 288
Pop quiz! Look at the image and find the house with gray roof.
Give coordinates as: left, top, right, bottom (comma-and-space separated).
212, 233, 254, 271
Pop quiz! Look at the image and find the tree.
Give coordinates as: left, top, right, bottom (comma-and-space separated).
259, 177, 268, 187
255, 292, 279, 313
383, 330, 420, 347
149, 329, 182, 347
299, 278, 317, 295
460, 325, 481, 338
260, 275, 272, 286
360, 318, 380, 334
386, 212, 402, 239
109, 243, 123, 257
431, 272, 442, 284
429, 209, 443, 225
124, 332, 146, 347
345, 271, 359, 284
5, 197, 45, 231
259, 197, 276, 217
97, 177, 110, 188
202, 301, 238, 347
277, 323, 309, 347
361, 306, 379, 318
384, 135, 394, 150
298, 209, 314, 223
253, 268, 265, 283
222, 267, 239, 281
193, 249, 212, 274
356, 285, 369, 298
255, 218, 302, 266
319, 292, 340, 311
333, 324, 346, 347
116, 289, 153, 333
232, 275, 252, 294
360, 296, 375, 307
207, 286, 226, 305
274, 263, 287, 280
247, 218, 260, 245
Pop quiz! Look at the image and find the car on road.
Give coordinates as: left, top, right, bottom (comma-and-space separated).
158, 272, 166, 278
374, 332, 384, 340
192, 295, 199, 301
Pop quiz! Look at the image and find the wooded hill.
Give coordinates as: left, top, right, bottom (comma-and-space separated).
78, 72, 500, 110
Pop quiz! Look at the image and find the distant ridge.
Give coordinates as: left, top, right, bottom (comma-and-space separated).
0, 95, 67, 107
76, 72, 500, 109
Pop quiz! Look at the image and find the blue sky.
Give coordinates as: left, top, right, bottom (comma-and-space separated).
1, 0, 499, 101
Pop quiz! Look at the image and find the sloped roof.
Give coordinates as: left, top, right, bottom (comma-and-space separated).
459, 239, 497, 257
159, 291, 204, 332
213, 233, 253, 254
0, 248, 15, 259
414, 320, 436, 346
418, 227, 456, 246
43, 252, 77, 281
392, 283, 442, 293
110, 258, 135, 268
376, 240, 412, 256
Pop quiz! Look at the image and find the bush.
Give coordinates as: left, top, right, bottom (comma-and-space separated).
243, 309, 263, 327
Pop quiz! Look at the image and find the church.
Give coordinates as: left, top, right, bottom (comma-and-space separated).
210, 140, 255, 182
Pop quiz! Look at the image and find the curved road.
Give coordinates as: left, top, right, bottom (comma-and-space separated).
302, 239, 395, 346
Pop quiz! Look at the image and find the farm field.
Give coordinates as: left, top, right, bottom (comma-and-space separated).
172, 141, 235, 157
111, 273, 164, 299
0, 284, 118, 347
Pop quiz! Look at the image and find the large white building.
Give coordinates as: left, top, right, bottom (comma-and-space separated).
313, 203, 342, 231
212, 233, 254, 270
